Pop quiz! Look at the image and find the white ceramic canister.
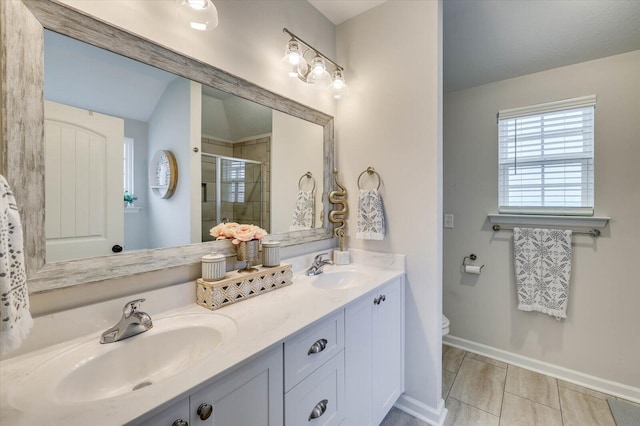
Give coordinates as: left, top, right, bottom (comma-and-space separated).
262, 241, 281, 267
202, 253, 226, 281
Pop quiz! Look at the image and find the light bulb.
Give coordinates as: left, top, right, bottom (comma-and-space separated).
282, 40, 308, 79
305, 55, 330, 85
187, 0, 206, 9
310, 56, 326, 76
176, 0, 219, 31
283, 41, 303, 65
330, 70, 348, 99
289, 52, 301, 65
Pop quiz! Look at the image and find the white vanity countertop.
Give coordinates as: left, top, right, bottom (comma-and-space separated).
0, 249, 405, 426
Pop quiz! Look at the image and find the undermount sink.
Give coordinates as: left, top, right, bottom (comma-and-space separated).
311, 268, 373, 290
10, 312, 237, 406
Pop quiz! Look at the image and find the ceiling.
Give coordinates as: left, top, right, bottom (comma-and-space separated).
307, 0, 386, 25
307, 1, 640, 93
45, 30, 267, 134
443, 0, 640, 92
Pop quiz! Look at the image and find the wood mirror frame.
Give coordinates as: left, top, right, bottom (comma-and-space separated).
0, 0, 334, 293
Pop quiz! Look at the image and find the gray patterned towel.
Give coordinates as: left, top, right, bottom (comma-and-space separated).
356, 189, 385, 240
289, 190, 314, 231
0, 175, 33, 356
513, 227, 572, 320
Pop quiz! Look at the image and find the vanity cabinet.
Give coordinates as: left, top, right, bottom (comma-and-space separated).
137, 276, 403, 426
137, 346, 283, 426
284, 311, 345, 425
345, 277, 405, 425
284, 310, 344, 391
285, 350, 345, 425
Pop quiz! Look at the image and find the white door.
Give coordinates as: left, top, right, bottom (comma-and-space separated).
44, 100, 124, 262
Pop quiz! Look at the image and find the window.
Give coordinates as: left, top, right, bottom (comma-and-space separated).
222, 160, 245, 203
123, 137, 135, 195
498, 95, 595, 215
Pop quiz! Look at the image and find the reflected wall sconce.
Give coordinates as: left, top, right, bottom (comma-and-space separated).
282, 28, 348, 100
176, 0, 219, 31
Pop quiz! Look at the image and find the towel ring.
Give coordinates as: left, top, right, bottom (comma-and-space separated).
357, 166, 381, 190
298, 171, 316, 193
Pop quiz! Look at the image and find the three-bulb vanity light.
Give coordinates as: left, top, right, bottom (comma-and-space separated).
282, 28, 349, 100
176, 0, 219, 31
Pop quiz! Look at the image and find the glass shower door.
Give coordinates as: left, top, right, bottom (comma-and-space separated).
201, 154, 265, 242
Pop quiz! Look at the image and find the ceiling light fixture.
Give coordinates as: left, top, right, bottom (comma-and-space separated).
282, 28, 348, 100
176, 0, 219, 31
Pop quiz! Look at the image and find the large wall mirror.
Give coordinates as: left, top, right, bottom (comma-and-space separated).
1, 0, 334, 293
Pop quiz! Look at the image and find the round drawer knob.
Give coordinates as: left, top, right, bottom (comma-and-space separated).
197, 403, 213, 420
172, 420, 188, 426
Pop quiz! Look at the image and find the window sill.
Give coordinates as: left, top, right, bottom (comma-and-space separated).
487, 214, 609, 229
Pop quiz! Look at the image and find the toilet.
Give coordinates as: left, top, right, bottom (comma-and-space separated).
442, 315, 450, 336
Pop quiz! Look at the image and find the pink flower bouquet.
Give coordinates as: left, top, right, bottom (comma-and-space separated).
210, 222, 267, 245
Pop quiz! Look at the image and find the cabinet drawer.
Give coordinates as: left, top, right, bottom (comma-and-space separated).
285, 350, 345, 426
284, 310, 344, 391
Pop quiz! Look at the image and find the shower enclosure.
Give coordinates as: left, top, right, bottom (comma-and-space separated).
201, 153, 266, 242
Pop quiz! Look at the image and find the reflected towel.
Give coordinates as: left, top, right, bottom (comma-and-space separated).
0, 175, 33, 356
514, 227, 572, 320
356, 189, 385, 240
289, 190, 314, 231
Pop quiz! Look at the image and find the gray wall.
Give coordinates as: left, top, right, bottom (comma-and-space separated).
337, 1, 444, 417
148, 77, 195, 249
123, 118, 149, 250
443, 50, 640, 388
271, 110, 323, 234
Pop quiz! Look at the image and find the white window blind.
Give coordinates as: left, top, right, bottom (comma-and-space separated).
498, 96, 595, 215
221, 160, 245, 203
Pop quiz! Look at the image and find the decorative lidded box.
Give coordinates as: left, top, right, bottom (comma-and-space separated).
196, 263, 293, 311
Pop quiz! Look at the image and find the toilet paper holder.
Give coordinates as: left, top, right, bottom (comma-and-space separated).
462, 254, 484, 271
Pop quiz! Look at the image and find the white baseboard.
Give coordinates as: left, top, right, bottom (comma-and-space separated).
394, 394, 448, 426
444, 335, 640, 404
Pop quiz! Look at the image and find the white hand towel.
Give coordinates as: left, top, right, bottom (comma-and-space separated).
514, 227, 572, 320
356, 189, 385, 240
0, 175, 33, 356
289, 190, 314, 231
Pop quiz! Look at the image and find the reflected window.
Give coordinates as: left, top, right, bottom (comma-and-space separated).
123, 137, 135, 194
222, 160, 245, 203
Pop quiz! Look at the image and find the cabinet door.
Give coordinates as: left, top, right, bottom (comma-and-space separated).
345, 276, 405, 426
373, 277, 404, 424
344, 294, 374, 426
189, 346, 283, 426
136, 397, 190, 426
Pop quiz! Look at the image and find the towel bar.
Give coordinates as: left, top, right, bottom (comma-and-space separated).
492, 224, 601, 237
357, 166, 381, 190
298, 172, 316, 193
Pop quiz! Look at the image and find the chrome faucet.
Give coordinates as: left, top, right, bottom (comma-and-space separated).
100, 298, 153, 344
305, 253, 334, 276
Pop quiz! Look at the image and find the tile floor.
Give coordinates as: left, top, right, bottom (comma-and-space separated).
380, 344, 636, 426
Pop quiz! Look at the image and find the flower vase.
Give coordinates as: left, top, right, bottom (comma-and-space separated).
236, 239, 259, 272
